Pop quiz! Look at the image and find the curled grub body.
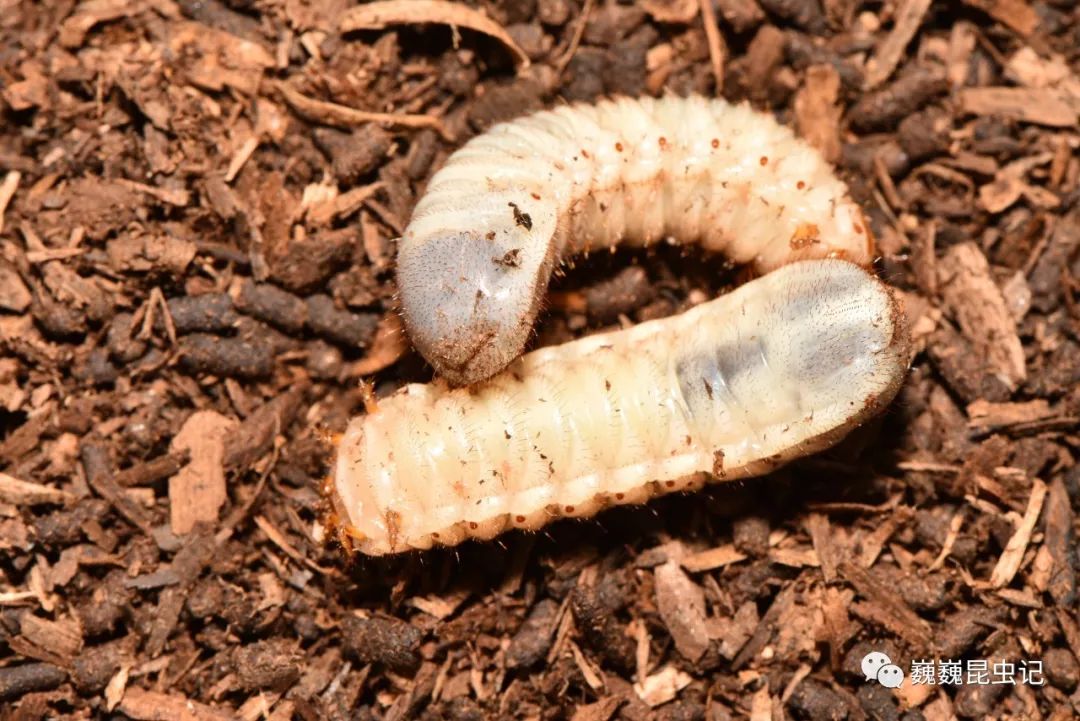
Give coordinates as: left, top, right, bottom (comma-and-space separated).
397, 95, 875, 386
328, 260, 909, 556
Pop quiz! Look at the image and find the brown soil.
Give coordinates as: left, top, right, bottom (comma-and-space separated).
1, 1, 1078, 720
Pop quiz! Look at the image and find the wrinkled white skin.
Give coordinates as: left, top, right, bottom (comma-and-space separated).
397, 95, 874, 386
331, 260, 909, 556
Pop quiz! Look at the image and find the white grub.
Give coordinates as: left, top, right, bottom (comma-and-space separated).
397, 95, 875, 386
328, 260, 910, 556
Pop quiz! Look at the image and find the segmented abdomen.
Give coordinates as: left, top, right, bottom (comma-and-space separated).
329, 260, 909, 556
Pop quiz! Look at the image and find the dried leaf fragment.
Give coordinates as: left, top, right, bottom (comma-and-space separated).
340, 0, 529, 68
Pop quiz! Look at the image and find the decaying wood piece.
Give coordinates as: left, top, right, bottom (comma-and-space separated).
937, 243, 1026, 391
864, 0, 933, 89
168, 411, 237, 535
959, 87, 1078, 128
795, 64, 843, 163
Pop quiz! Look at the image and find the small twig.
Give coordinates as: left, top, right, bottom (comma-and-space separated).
275, 81, 451, 140
699, 0, 726, 93
555, 0, 595, 77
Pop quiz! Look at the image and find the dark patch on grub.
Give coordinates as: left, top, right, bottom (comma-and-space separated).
493, 248, 522, 267
712, 450, 726, 477
385, 510, 401, 551
508, 202, 532, 230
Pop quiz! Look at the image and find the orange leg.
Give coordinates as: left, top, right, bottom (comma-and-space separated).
359, 379, 379, 414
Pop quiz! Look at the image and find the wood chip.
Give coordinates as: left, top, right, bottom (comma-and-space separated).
937, 242, 1026, 390
25, 247, 88, 264
794, 64, 842, 164
996, 587, 1042, 608
768, 547, 820, 567
224, 135, 259, 183
168, 411, 238, 535
0, 170, 18, 234
568, 640, 605, 691
990, 478, 1047, 588
864, 0, 933, 89
1042, 477, 1076, 606
633, 665, 691, 707
328, 182, 385, 224
732, 583, 796, 670
805, 513, 840, 582
408, 589, 471, 620
115, 178, 191, 207
892, 669, 936, 707
960, 0, 1040, 37
749, 682, 772, 721
966, 399, 1057, 436
642, 0, 697, 24
858, 508, 907, 567
0, 260, 31, 313
340, 0, 529, 68
348, 312, 410, 377
680, 544, 747, 572
947, 21, 977, 87
105, 664, 131, 712
570, 696, 623, 721
978, 152, 1056, 213
959, 87, 1077, 128
708, 600, 758, 660
19, 613, 83, 662
1005, 47, 1076, 90
59, 0, 136, 48
821, 588, 855, 668
653, 560, 709, 663
253, 515, 331, 575
118, 687, 234, 721
840, 561, 932, 647
81, 441, 156, 538
167, 21, 274, 95
0, 472, 74, 506
929, 509, 965, 571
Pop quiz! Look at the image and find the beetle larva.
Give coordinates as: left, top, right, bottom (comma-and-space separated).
328, 259, 909, 556
397, 95, 875, 386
